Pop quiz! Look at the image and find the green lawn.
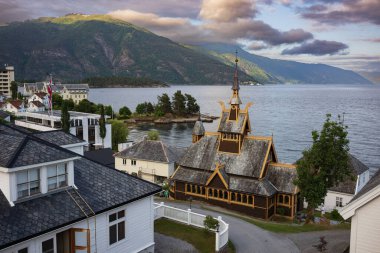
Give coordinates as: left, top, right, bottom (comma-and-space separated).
155, 218, 235, 253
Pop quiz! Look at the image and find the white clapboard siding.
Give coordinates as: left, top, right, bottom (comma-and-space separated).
1, 196, 154, 253
350, 195, 380, 253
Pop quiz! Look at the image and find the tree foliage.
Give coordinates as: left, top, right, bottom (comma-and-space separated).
172, 90, 186, 116
203, 215, 219, 231
147, 130, 160, 140
294, 114, 350, 222
52, 93, 63, 109
157, 93, 172, 114
99, 105, 106, 146
185, 93, 200, 114
111, 121, 128, 151
61, 101, 71, 133
105, 105, 113, 117
74, 99, 97, 113
10, 81, 18, 100
119, 106, 132, 118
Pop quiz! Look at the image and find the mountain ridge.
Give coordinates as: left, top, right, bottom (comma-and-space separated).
0, 14, 372, 85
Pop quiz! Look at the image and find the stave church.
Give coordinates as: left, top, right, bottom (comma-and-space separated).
170, 55, 301, 220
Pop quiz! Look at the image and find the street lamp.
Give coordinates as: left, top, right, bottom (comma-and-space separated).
188, 196, 193, 210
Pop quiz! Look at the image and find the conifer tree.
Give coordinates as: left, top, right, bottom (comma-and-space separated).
61, 101, 71, 133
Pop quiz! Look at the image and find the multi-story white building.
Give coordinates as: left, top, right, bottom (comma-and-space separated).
14, 110, 112, 150
0, 123, 160, 253
0, 65, 14, 97
114, 139, 183, 184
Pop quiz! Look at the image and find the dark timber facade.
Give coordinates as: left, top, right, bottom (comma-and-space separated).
170, 55, 299, 220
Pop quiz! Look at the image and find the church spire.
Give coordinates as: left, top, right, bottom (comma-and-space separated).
232, 50, 239, 91
229, 50, 242, 107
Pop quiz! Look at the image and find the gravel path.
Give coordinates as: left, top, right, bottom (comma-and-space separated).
285, 230, 350, 253
154, 232, 198, 253
162, 201, 300, 253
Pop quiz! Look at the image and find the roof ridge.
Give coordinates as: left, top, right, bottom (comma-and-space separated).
6, 136, 29, 167
160, 141, 169, 163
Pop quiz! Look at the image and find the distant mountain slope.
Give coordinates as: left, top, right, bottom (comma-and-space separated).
0, 14, 251, 84
199, 43, 372, 84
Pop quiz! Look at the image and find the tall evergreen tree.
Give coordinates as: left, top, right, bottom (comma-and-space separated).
61, 101, 71, 133
157, 93, 172, 114
10, 81, 18, 100
294, 114, 350, 223
172, 90, 186, 116
99, 105, 106, 147
185, 93, 200, 114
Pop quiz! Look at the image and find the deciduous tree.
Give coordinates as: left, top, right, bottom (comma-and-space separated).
111, 121, 128, 151
294, 114, 350, 223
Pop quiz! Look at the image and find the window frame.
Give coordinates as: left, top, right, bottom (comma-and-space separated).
108, 209, 126, 246
16, 168, 40, 199
41, 238, 54, 253
47, 163, 68, 191
131, 160, 137, 166
336, 197, 343, 207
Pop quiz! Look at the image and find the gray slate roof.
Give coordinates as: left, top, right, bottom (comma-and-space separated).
179, 135, 270, 178
84, 148, 115, 168
0, 124, 161, 249
328, 154, 369, 195
351, 168, 380, 202
0, 127, 77, 168
32, 130, 85, 146
115, 140, 183, 163
266, 164, 297, 194
217, 111, 248, 134
171, 166, 277, 196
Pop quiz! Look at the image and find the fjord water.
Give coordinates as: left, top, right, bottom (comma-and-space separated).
90, 84, 380, 171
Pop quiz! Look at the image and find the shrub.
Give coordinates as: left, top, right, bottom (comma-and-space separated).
203, 215, 219, 231
330, 209, 344, 221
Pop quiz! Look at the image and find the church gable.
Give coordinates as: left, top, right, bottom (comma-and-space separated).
206, 164, 229, 189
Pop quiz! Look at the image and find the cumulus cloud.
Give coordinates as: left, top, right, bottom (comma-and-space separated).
246, 42, 269, 51
0, 0, 201, 23
282, 40, 348, 55
300, 0, 380, 26
199, 0, 255, 22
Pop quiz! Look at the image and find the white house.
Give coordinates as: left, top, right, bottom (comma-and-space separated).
321, 155, 370, 212
60, 84, 89, 104
114, 139, 184, 184
3, 100, 25, 114
28, 92, 50, 108
0, 123, 161, 253
27, 101, 45, 112
340, 168, 380, 253
14, 110, 112, 150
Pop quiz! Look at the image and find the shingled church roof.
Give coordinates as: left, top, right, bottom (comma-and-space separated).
217, 111, 248, 134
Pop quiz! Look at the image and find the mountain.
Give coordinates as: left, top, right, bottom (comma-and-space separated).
0, 14, 251, 84
198, 43, 372, 84
0, 14, 372, 85
358, 71, 380, 84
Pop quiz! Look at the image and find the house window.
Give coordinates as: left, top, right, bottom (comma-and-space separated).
336, 197, 343, 207
42, 238, 54, 253
109, 210, 126, 245
17, 169, 40, 199
131, 160, 136, 166
47, 163, 68, 191
18, 248, 28, 253
122, 159, 127, 165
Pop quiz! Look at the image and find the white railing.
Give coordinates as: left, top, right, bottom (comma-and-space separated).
154, 202, 229, 252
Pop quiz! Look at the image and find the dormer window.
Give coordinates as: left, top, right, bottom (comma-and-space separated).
47, 163, 68, 191
17, 169, 40, 199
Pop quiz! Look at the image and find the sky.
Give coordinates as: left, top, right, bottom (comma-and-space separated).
0, 0, 379, 73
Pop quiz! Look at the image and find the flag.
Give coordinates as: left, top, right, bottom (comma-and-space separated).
47, 76, 53, 114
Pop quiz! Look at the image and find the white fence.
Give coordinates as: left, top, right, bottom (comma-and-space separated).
154, 202, 229, 252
